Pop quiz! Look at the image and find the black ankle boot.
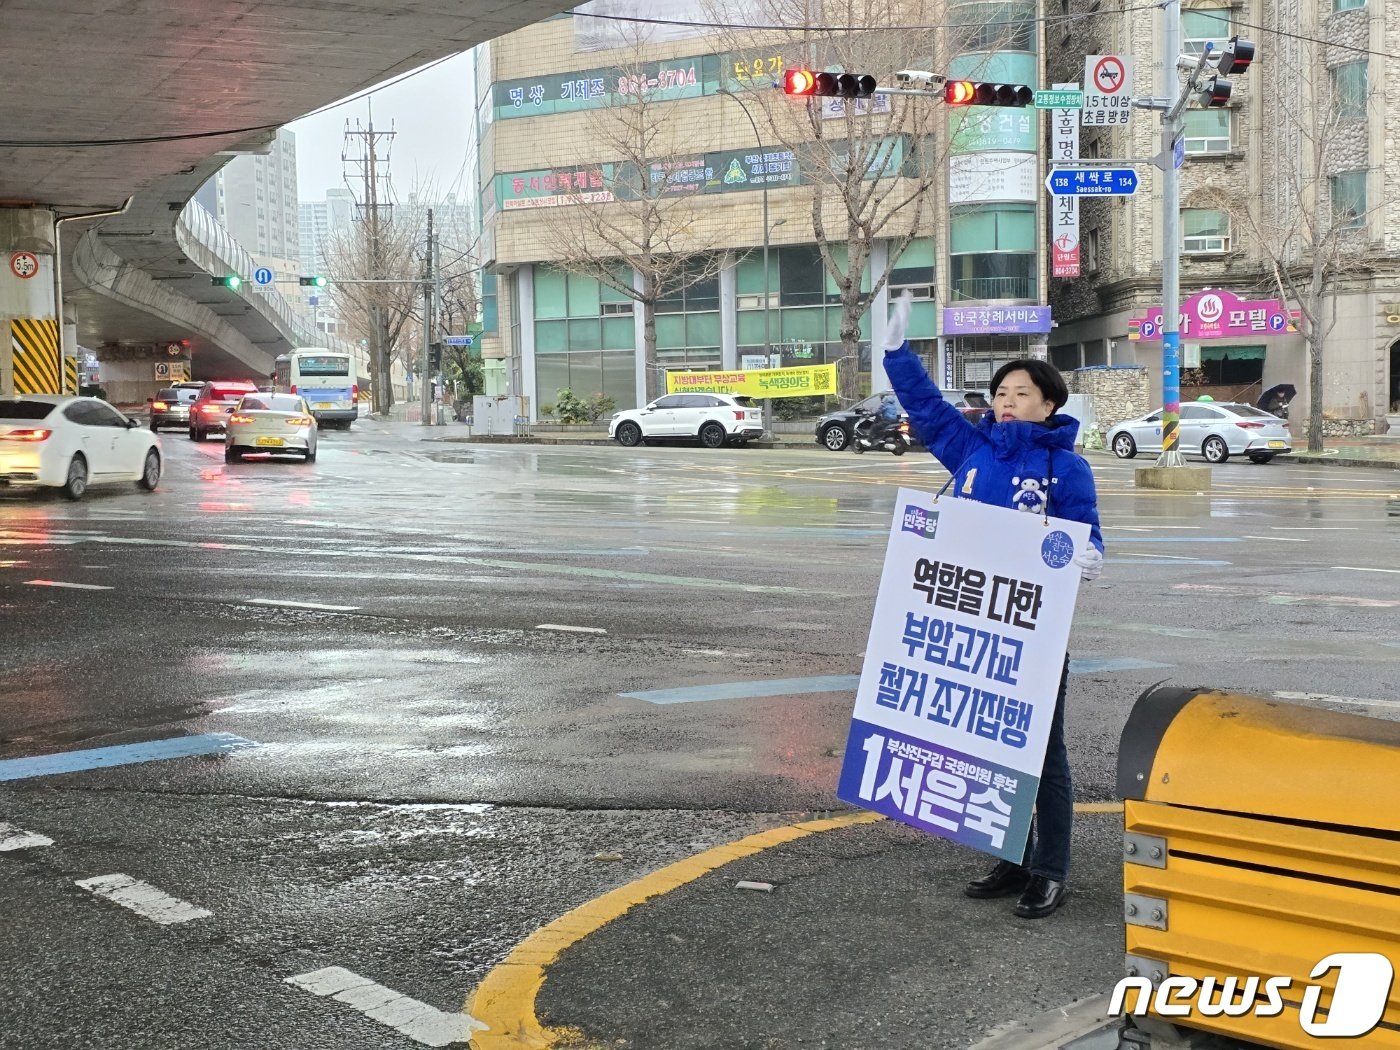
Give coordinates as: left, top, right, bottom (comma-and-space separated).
1013, 875, 1067, 918
964, 860, 1030, 899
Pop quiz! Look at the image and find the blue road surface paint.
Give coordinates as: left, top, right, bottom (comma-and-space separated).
0, 733, 256, 782
625, 659, 1173, 704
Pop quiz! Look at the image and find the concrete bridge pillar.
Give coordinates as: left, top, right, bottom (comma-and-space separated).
0, 208, 61, 396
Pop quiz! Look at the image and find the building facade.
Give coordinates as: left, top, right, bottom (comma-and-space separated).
208, 129, 302, 282
1047, 0, 1400, 432
471, 7, 988, 418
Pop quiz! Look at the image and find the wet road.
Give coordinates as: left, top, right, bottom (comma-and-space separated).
2, 420, 1397, 1048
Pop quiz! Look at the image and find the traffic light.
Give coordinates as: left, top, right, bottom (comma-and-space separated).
782, 69, 877, 99
299, 275, 328, 288
944, 81, 1034, 107
428, 346, 442, 371
1195, 36, 1254, 107
211, 275, 242, 290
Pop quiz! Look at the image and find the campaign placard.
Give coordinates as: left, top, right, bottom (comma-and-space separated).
837, 489, 1090, 862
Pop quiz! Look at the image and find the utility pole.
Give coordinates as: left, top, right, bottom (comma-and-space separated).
421, 207, 434, 427
1157, 0, 1186, 468
343, 103, 395, 416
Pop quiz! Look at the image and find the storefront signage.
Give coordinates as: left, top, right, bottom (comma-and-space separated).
943, 306, 1052, 336
1127, 290, 1299, 340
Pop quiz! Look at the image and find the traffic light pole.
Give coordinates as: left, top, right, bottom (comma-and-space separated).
1157, 0, 1185, 467
422, 207, 434, 428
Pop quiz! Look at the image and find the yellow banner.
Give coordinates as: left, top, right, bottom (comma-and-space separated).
666, 365, 837, 399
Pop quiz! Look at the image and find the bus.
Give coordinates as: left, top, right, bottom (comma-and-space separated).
273, 348, 358, 429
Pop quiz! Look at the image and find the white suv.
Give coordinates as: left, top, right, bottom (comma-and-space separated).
609, 393, 765, 449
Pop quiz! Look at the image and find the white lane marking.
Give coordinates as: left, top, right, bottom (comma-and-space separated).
1106, 525, 1201, 531
1275, 691, 1400, 709
25, 579, 114, 590
1271, 526, 1359, 531
1332, 566, 1400, 575
0, 559, 29, 567
286, 966, 486, 1046
535, 623, 607, 634
245, 598, 360, 611
75, 874, 211, 924
1115, 552, 1204, 561
1242, 535, 1308, 543
0, 823, 53, 851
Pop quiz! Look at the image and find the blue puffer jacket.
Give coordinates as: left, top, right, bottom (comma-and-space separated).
885, 345, 1104, 554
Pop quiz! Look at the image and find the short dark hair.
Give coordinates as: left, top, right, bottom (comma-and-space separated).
989, 359, 1069, 414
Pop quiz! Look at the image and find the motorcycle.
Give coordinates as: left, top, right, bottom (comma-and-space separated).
851, 412, 911, 455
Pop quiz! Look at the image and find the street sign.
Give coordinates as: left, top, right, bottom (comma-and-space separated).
740, 354, 767, 370
1034, 89, 1083, 109
253, 266, 274, 287
443, 335, 474, 346
1173, 134, 1186, 170
1045, 167, 1139, 195
9, 251, 39, 279
1083, 54, 1133, 126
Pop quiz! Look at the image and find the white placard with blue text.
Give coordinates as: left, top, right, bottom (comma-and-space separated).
837, 489, 1090, 862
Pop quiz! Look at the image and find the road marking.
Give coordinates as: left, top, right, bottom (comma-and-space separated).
1271, 526, 1359, 530
1275, 691, 1400, 709
0, 559, 28, 567
1242, 535, 1308, 542
24, 579, 114, 590
0, 732, 256, 782
535, 624, 607, 634
1070, 657, 1172, 673
245, 598, 361, 611
0, 823, 53, 851
76, 874, 211, 925
1109, 555, 1232, 566
1331, 565, 1400, 575
467, 803, 1122, 1049
288, 966, 486, 1046
1175, 582, 1400, 608
1110, 537, 1240, 543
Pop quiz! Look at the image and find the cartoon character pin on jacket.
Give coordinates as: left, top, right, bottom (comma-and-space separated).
883, 345, 1105, 554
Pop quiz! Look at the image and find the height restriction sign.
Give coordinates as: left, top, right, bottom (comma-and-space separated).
1082, 54, 1133, 126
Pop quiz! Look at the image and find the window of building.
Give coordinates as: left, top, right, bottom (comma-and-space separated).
1330, 170, 1367, 227
1183, 109, 1231, 153
1334, 0, 1365, 11
1084, 227, 1101, 273
949, 205, 1036, 300
1182, 208, 1230, 252
1182, 7, 1231, 53
949, 2, 1035, 52
778, 244, 826, 306
1332, 61, 1368, 119
657, 259, 721, 313
887, 237, 936, 299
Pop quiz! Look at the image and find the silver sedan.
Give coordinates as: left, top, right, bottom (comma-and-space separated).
1106, 401, 1292, 464
224, 393, 318, 463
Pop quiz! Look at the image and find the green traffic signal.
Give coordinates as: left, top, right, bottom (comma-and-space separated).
212, 275, 243, 290
299, 275, 328, 288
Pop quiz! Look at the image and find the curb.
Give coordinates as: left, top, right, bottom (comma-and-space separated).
970, 994, 1120, 1050
1273, 453, 1400, 470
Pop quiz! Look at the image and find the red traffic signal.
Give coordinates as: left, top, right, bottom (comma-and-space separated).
1196, 76, 1232, 107
782, 69, 877, 99
944, 81, 1033, 108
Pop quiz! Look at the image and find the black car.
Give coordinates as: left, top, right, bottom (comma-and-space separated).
814, 389, 989, 451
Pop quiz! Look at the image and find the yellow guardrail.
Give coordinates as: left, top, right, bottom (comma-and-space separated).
1116, 686, 1400, 1048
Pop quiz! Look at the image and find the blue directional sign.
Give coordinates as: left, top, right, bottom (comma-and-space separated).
1045, 167, 1139, 195
253, 266, 275, 286
443, 335, 474, 347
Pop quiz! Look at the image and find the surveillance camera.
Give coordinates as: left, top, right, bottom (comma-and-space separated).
895, 69, 942, 87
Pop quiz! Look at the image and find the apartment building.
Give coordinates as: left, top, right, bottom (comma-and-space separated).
1048, 0, 1400, 430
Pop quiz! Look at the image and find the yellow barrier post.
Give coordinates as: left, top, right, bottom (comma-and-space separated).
1116, 686, 1400, 1048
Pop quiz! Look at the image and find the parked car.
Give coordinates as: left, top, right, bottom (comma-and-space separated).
188, 380, 259, 441
0, 395, 162, 500
224, 393, 318, 463
609, 393, 765, 448
814, 389, 989, 451
1106, 402, 1292, 464
148, 386, 200, 431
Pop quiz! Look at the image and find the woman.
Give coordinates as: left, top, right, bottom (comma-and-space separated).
880, 293, 1104, 920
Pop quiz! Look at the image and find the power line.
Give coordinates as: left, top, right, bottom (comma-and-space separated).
574, 4, 1164, 34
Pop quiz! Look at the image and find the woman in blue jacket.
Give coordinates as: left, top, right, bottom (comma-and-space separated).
881, 293, 1104, 920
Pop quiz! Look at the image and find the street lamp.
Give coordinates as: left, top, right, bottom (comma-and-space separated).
718, 88, 778, 356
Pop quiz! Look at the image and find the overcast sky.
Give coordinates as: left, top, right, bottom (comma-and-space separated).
287, 52, 477, 205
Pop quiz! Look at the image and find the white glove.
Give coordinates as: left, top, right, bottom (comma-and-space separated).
1074, 545, 1104, 582
881, 290, 913, 352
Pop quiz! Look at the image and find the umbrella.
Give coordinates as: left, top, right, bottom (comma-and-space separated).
1257, 383, 1296, 415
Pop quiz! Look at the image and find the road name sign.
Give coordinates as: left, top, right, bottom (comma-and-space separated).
1045, 167, 1139, 195
443, 335, 474, 346
1034, 89, 1084, 109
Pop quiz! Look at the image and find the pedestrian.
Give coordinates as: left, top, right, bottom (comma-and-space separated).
879, 292, 1105, 920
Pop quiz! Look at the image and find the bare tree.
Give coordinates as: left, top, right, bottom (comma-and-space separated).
534, 38, 730, 402
1200, 26, 1377, 450
321, 196, 433, 414
711, 0, 945, 398
437, 239, 484, 405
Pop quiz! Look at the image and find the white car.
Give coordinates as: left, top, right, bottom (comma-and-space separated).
224, 392, 319, 463
0, 395, 162, 500
1106, 402, 1292, 464
609, 393, 765, 449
